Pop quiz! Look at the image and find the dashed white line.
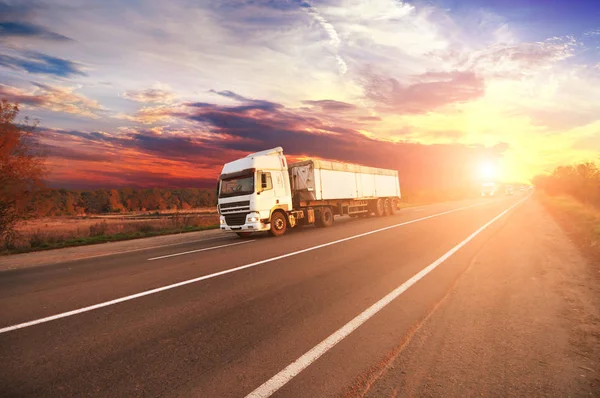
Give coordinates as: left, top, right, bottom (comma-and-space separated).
0, 200, 497, 335
148, 240, 254, 261
0, 234, 233, 271
246, 196, 528, 398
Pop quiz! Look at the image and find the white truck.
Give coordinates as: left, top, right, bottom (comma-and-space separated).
217, 147, 401, 237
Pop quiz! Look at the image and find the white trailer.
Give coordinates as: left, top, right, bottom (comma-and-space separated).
290, 159, 400, 201
217, 147, 401, 237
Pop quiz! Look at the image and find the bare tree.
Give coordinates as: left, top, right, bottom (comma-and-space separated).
0, 100, 45, 248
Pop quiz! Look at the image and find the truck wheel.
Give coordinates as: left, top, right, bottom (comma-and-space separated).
384, 199, 392, 216
375, 198, 385, 217
388, 198, 398, 215
236, 232, 253, 238
316, 207, 334, 228
268, 211, 287, 237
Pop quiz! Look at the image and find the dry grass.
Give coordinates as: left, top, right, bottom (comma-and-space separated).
538, 193, 600, 260
5, 211, 219, 253
92, 207, 216, 219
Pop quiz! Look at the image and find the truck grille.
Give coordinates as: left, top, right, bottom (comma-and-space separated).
219, 200, 250, 214
225, 212, 248, 226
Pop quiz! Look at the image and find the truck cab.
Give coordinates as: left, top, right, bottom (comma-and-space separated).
217, 147, 292, 236
481, 182, 497, 197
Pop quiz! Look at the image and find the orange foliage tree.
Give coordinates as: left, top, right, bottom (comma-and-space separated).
533, 162, 600, 207
0, 100, 45, 247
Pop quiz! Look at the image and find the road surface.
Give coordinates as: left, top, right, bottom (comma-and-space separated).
1, 195, 598, 397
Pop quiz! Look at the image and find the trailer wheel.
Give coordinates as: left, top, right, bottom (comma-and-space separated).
236, 232, 253, 238
375, 198, 385, 217
388, 198, 398, 215
384, 199, 392, 216
316, 207, 334, 228
268, 211, 287, 237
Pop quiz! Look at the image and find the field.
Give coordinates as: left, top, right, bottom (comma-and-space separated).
6, 208, 219, 253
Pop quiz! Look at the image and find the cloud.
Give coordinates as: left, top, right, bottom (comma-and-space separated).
302, 99, 356, 112
116, 104, 183, 124
123, 88, 175, 103
0, 83, 104, 118
456, 38, 578, 79
0, 21, 72, 41
209, 89, 250, 102
0, 2, 72, 42
299, 1, 347, 75
0, 51, 85, 77
361, 70, 485, 113
43, 143, 108, 162
583, 29, 600, 37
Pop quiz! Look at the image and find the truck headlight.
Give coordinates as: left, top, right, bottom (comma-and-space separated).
220, 216, 225, 225
247, 212, 260, 223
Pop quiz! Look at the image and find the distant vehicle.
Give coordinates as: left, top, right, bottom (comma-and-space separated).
217, 147, 401, 237
520, 186, 526, 192
505, 185, 514, 195
481, 182, 497, 197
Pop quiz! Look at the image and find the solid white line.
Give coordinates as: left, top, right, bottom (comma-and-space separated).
0, 200, 496, 335
246, 196, 528, 398
147, 240, 254, 261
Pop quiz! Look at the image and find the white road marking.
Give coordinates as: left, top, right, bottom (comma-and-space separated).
246, 196, 528, 398
148, 240, 254, 261
0, 199, 499, 334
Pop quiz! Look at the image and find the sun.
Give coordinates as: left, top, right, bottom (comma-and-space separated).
478, 160, 498, 181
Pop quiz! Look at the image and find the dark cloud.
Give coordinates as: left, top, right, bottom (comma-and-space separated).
358, 116, 382, 121
187, 102, 213, 108
207, 89, 283, 113
46, 169, 218, 190
44, 127, 225, 165
44, 144, 108, 162
209, 89, 250, 102
0, 1, 72, 41
0, 21, 71, 41
362, 70, 485, 113
78, 170, 218, 189
0, 51, 85, 77
303, 99, 357, 112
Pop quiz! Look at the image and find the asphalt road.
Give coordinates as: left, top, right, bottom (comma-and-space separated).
1, 194, 596, 397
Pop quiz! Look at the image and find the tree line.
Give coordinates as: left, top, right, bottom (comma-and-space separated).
533, 162, 600, 207
28, 188, 217, 216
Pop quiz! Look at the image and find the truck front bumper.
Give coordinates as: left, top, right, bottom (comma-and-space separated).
220, 221, 271, 233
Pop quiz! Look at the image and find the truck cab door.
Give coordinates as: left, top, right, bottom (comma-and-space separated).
257, 171, 275, 203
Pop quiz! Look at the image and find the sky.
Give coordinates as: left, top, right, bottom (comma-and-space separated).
0, 0, 599, 190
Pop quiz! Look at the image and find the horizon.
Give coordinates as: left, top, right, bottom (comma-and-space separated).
1, 0, 599, 190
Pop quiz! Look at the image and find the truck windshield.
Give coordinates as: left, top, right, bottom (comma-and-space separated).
219, 175, 255, 198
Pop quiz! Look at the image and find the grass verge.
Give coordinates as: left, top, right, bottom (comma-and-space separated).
2, 224, 219, 255
537, 192, 600, 262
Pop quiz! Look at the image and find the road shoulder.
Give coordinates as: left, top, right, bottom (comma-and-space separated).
363, 198, 600, 397
0, 228, 228, 271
